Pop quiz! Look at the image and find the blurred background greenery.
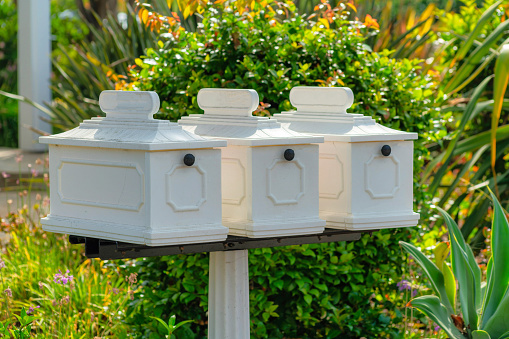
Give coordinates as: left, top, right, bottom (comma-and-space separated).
0, 0, 508, 337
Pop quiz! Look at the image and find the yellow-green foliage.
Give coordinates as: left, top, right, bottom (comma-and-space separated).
0, 189, 134, 337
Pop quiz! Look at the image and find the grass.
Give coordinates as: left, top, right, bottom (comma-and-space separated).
0, 156, 136, 338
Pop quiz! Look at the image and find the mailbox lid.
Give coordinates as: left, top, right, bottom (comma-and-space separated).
39, 91, 226, 151
178, 88, 324, 146
274, 86, 418, 142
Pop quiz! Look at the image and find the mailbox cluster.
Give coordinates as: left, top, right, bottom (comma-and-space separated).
40, 88, 419, 246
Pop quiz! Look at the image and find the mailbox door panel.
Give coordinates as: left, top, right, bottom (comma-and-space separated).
351, 141, 414, 214
251, 144, 320, 222
147, 149, 223, 229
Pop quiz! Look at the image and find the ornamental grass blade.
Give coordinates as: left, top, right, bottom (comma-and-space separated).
443, 0, 504, 93
449, 0, 502, 66
499, 330, 509, 339
428, 76, 493, 196
472, 330, 491, 339
491, 45, 509, 196
408, 295, 464, 339
437, 207, 481, 330
445, 25, 509, 94
400, 241, 454, 313
480, 191, 509, 329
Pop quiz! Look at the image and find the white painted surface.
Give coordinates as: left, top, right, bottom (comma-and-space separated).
274, 86, 419, 230
179, 88, 325, 238
40, 91, 228, 246
18, 0, 52, 151
208, 250, 250, 339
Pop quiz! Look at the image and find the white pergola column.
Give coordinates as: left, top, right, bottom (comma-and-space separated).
208, 250, 250, 339
17, 0, 52, 152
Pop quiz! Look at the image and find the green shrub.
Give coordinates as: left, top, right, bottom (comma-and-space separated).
0, 101, 18, 148
124, 2, 442, 338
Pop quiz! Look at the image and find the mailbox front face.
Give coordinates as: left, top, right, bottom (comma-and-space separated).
42, 146, 227, 245
221, 144, 325, 238
146, 149, 223, 236
43, 146, 148, 242
318, 140, 418, 230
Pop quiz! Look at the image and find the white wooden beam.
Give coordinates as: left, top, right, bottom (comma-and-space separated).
208, 250, 250, 339
17, 0, 52, 151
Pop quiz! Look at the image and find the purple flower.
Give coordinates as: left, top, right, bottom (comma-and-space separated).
27, 305, 40, 315
54, 269, 74, 285
1, 172, 10, 179
4, 287, 12, 297
0, 258, 5, 270
412, 289, 418, 297
397, 279, 412, 291
434, 324, 441, 332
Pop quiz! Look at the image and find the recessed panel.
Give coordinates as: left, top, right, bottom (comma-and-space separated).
319, 153, 344, 199
364, 155, 400, 199
166, 165, 206, 211
267, 160, 304, 205
58, 159, 144, 211
222, 158, 246, 205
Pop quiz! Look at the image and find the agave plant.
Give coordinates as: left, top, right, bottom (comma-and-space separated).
400, 191, 509, 338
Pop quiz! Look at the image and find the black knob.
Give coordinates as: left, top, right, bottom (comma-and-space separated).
284, 149, 295, 161
183, 154, 195, 166
381, 145, 391, 156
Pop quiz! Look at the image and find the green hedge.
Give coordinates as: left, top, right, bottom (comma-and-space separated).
124, 2, 442, 338
0, 99, 18, 148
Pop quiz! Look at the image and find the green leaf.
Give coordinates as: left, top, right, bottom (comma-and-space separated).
491, 45, 509, 175
480, 191, 509, 330
400, 241, 454, 313
273, 280, 284, 290
150, 316, 171, 332
443, 262, 457, 314
498, 330, 509, 339
434, 242, 450, 271
437, 207, 481, 330
483, 293, 509, 339
408, 295, 464, 339
472, 330, 491, 339
303, 294, 312, 305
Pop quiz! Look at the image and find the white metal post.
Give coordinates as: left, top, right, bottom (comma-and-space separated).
208, 250, 250, 339
18, 0, 52, 151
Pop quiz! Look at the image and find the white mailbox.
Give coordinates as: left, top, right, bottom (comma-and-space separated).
178, 88, 326, 238
273, 87, 420, 230
39, 90, 228, 246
